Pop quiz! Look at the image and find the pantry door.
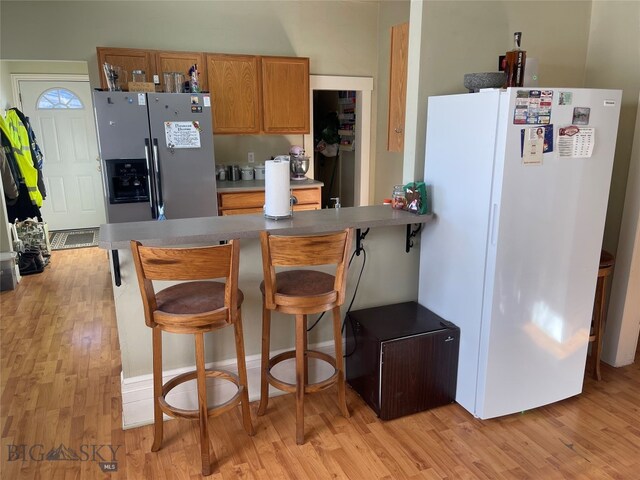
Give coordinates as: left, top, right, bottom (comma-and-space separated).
13, 75, 106, 230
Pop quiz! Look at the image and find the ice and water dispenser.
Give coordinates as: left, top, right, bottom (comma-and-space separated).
104, 158, 150, 204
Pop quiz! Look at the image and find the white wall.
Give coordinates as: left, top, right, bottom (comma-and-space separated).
583, 1, 640, 366
603, 93, 640, 366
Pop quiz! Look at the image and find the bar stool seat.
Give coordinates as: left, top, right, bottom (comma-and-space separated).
258, 229, 353, 445
130, 240, 254, 476
155, 281, 244, 329
588, 249, 615, 381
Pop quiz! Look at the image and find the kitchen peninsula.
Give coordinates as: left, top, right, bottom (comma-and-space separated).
99, 206, 431, 428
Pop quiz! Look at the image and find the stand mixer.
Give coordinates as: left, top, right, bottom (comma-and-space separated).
289, 145, 310, 180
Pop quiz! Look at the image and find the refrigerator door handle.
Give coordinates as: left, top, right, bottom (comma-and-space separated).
490, 202, 498, 245
143, 139, 154, 211
153, 138, 164, 206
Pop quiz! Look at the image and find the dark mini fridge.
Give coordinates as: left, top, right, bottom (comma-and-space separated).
346, 301, 459, 420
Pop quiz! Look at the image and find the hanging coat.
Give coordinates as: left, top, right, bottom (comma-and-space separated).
0, 149, 19, 203
0, 122, 42, 221
1, 113, 43, 207
9, 108, 46, 199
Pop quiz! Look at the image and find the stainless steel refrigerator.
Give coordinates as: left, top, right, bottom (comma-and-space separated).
93, 91, 218, 223
419, 88, 622, 419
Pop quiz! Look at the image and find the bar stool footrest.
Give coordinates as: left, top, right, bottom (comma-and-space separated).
158, 368, 244, 420
266, 349, 339, 394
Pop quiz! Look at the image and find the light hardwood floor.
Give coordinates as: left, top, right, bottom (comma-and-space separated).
1, 247, 639, 479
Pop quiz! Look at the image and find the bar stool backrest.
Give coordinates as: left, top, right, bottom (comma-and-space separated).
260, 229, 353, 310
130, 240, 240, 328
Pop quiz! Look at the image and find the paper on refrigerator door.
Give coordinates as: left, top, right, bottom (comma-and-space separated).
522, 127, 544, 165
164, 121, 201, 149
557, 126, 595, 158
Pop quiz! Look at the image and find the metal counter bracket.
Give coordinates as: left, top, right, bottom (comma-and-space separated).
112, 250, 121, 287
355, 228, 369, 256
406, 224, 422, 253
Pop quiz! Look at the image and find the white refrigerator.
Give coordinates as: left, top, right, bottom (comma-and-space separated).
418, 87, 622, 419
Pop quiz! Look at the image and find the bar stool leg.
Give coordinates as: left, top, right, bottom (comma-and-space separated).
332, 306, 349, 418
258, 305, 271, 416
302, 314, 309, 387
151, 328, 164, 452
295, 313, 306, 445
234, 308, 255, 435
195, 333, 211, 476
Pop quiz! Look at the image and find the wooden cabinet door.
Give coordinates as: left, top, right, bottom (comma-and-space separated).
387, 22, 409, 152
156, 51, 206, 92
96, 47, 156, 91
206, 54, 261, 134
261, 56, 310, 134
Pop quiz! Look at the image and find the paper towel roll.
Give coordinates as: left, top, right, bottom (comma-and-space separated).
265, 158, 291, 218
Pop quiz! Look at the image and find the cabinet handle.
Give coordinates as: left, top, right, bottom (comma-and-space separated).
394, 127, 403, 133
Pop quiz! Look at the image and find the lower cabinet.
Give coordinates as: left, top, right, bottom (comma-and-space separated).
217, 186, 321, 216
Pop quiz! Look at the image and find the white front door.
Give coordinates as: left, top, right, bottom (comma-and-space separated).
15, 77, 106, 230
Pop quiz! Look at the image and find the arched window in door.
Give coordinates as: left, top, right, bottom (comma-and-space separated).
37, 88, 84, 109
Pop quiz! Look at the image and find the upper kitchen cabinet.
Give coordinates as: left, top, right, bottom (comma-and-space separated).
387, 22, 409, 152
205, 54, 261, 134
97, 47, 156, 90
206, 54, 309, 135
261, 56, 310, 134
156, 51, 206, 93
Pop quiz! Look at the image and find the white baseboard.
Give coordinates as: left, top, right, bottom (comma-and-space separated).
120, 340, 339, 429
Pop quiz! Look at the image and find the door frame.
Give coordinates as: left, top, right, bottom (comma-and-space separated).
304, 75, 373, 207
11, 73, 90, 110
10, 73, 106, 230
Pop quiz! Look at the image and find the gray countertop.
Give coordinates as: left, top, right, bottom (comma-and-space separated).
217, 178, 323, 192
98, 205, 431, 250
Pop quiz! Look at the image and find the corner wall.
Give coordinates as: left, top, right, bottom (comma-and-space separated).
587, 1, 640, 366
373, 1, 410, 204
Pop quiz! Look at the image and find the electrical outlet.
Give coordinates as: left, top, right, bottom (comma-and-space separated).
248, 152, 255, 163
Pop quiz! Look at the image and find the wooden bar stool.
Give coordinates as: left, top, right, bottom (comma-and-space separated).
257, 229, 353, 445
588, 249, 615, 381
130, 240, 254, 476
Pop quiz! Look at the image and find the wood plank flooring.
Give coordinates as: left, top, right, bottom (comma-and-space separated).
1, 247, 639, 479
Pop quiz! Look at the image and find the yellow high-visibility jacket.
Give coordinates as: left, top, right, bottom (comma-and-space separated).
1, 112, 43, 207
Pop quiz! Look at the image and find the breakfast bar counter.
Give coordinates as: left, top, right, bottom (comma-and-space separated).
98, 205, 430, 250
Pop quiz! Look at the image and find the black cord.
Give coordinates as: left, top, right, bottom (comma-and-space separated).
342, 247, 366, 334
342, 247, 366, 357
306, 243, 364, 332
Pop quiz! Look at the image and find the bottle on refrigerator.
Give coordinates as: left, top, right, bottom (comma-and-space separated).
504, 32, 527, 87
